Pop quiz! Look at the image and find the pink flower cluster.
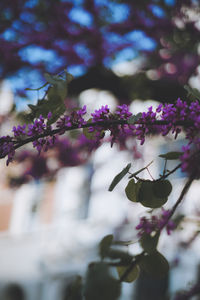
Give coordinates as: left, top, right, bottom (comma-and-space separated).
136, 209, 176, 236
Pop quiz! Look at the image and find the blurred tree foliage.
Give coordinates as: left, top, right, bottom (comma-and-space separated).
0, 0, 199, 102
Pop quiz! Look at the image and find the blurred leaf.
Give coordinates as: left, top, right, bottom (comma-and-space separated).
138, 180, 168, 208
125, 179, 142, 202
117, 265, 140, 283
28, 72, 72, 123
108, 163, 131, 191
139, 251, 169, 277
44, 72, 60, 85
152, 180, 172, 198
84, 262, 121, 300
127, 113, 142, 124
140, 232, 160, 254
99, 235, 113, 259
64, 276, 82, 300
107, 249, 133, 264
83, 119, 105, 140
159, 152, 183, 160
184, 85, 200, 101
83, 119, 96, 140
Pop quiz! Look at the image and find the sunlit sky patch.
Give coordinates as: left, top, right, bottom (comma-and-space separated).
69, 8, 93, 27
165, 0, 175, 6
150, 4, 166, 18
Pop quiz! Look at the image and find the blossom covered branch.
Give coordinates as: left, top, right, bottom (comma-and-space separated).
1, 98, 200, 178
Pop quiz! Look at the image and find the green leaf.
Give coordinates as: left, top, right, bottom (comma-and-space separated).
159, 151, 183, 160
65, 276, 82, 300
184, 85, 200, 101
127, 113, 142, 124
83, 119, 96, 140
117, 265, 140, 283
82, 128, 96, 140
44, 72, 59, 85
83, 119, 105, 140
139, 251, 169, 277
125, 179, 142, 202
138, 180, 168, 208
47, 80, 67, 102
152, 180, 172, 198
108, 163, 131, 191
84, 262, 121, 300
107, 249, 133, 264
28, 71, 72, 123
140, 232, 160, 254
99, 235, 113, 259
28, 104, 37, 111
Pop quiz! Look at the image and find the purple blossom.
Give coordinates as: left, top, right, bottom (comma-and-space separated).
2, 98, 200, 170
136, 209, 176, 236
27, 115, 46, 136
134, 106, 157, 145
56, 115, 72, 133
47, 112, 52, 119
180, 145, 200, 178
33, 136, 56, 154
12, 124, 26, 137
115, 104, 132, 119
0, 136, 15, 165
88, 104, 133, 146
91, 105, 110, 122
56, 105, 87, 132
136, 216, 158, 236
158, 209, 176, 235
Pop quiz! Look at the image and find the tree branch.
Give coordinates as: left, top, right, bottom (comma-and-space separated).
0, 118, 194, 159
160, 175, 195, 231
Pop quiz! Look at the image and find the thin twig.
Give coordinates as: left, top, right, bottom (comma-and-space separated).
160, 175, 195, 230
158, 163, 182, 180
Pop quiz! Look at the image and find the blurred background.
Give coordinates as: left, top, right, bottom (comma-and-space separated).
0, 0, 200, 299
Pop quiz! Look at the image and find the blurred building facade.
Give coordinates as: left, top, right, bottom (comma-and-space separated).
0, 83, 200, 300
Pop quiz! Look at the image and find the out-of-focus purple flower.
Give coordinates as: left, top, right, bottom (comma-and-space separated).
25, 156, 49, 180
33, 136, 56, 154
136, 216, 158, 236
136, 209, 176, 236
47, 112, 52, 119
180, 145, 200, 178
0, 136, 15, 165
158, 208, 176, 234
